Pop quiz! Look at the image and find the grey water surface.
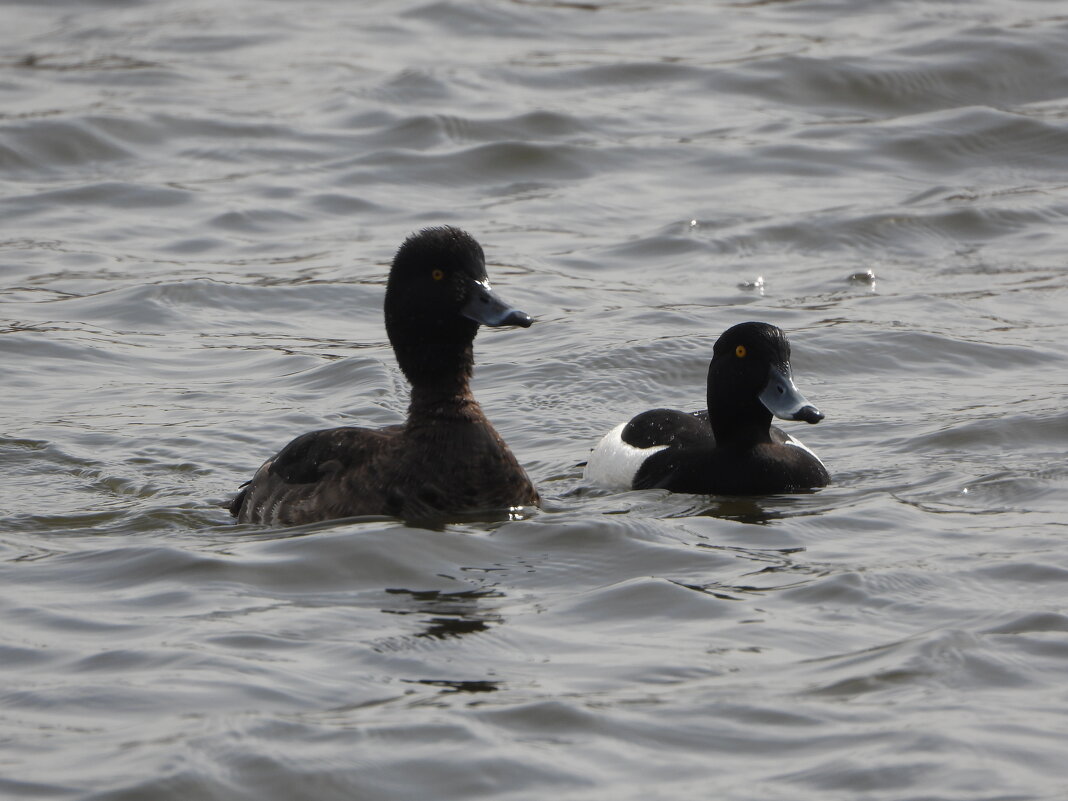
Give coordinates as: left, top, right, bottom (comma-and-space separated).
2, 1, 1068, 799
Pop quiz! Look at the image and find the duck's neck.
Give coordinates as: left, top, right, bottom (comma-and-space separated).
708, 394, 773, 449
396, 342, 482, 421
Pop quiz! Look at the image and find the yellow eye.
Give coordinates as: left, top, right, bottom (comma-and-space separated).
735, 344, 747, 358
431, 269, 445, 281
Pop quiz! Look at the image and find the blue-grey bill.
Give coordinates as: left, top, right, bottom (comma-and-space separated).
759, 363, 824, 424
461, 277, 533, 328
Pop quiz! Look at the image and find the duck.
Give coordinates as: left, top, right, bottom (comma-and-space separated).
584, 321, 829, 495
230, 226, 539, 526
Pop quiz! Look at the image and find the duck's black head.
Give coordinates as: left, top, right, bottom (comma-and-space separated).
384, 227, 532, 389
708, 322, 823, 444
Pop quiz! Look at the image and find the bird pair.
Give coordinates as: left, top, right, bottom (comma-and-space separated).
231, 226, 828, 527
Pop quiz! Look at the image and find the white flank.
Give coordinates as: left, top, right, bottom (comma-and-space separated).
584, 422, 669, 490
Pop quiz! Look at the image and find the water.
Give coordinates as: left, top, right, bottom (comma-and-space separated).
2, 0, 1068, 798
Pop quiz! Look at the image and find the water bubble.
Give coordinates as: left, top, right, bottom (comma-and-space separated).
739, 275, 765, 295
848, 268, 876, 285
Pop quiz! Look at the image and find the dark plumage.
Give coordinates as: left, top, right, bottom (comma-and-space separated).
585, 322, 830, 495
230, 227, 539, 526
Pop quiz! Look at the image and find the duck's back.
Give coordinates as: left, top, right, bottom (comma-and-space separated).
587, 406, 827, 495
231, 415, 538, 526
230, 425, 403, 526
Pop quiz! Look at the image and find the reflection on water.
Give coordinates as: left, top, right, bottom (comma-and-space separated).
405, 678, 500, 694
384, 587, 505, 641
674, 495, 807, 525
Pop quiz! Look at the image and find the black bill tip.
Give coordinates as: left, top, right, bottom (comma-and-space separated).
795, 405, 824, 424
500, 309, 533, 328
